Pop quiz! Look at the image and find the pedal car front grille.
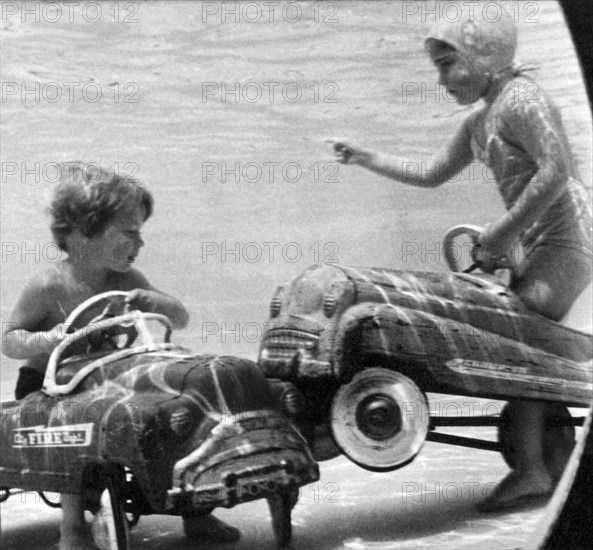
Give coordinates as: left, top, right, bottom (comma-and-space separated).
260, 327, 334, 379
183, 453, 316, 509
166, 411, 319, 509
263, 328, 319, 358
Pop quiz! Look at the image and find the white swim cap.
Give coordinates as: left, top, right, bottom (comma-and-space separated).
424, 3, 517, 76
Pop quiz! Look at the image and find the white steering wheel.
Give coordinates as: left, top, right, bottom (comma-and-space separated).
443, 224, 515, 273
64, 291, 136, 352
44, 291, 173, 397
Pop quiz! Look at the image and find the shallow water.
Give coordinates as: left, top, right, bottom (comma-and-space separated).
1, 1, 591, 549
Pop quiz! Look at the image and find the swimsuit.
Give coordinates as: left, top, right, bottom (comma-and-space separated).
470, 77, 592, 261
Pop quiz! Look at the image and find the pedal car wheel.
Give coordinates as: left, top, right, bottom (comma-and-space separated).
90, 472, 131, 550
331, 368, 429, 472
498, 403, 576, 481
267, 486, 298, 549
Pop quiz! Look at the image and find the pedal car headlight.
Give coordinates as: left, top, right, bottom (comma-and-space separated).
281, 384, 304, 419
323, 292, 338, 317
169, 406, 194, 438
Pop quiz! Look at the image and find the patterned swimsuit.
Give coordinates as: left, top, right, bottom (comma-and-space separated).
470, 76, 592, 260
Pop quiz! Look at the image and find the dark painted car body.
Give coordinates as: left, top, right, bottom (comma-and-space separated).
1, 350, 317, 509
1, 294, 318, 548
258, 262, 592, 469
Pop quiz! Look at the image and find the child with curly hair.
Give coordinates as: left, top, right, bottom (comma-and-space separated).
2, 163, 239, 548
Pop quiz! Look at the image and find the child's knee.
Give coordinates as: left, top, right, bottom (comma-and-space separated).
513, 280, 563, 320
512, 247, 592, 321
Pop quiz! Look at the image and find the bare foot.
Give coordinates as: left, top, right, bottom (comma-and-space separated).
477, 470, 553, 513
183, 513, 241, 543
59, 529, 101, 550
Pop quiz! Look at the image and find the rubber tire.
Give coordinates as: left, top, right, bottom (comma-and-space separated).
330, 368, 429, 472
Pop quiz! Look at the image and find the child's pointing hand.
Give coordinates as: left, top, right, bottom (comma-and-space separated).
325, 137, 373, 166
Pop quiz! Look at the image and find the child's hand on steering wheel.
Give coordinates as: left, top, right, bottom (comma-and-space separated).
474, 225, 516, 274
125, 289, 160, 313
41, 323, 68, 354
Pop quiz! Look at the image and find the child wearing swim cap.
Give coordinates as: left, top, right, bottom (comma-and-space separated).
328, 4, 592, 512
2, 163, 239, 548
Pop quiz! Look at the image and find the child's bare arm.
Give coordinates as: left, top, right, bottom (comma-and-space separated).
2, 278, 65, 360
124, 269, 190, 330
327, 111, 477, 187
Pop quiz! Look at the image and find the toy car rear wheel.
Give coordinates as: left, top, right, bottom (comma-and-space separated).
90, 470, 131, 550
498, 403, 576, 483
267, 486, 298, 549
330, 368, 429, 472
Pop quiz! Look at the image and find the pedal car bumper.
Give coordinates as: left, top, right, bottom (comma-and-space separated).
166, 410, 319, 510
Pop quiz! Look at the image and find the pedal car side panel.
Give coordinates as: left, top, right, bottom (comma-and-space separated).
339, 265, 592, 364
336, 303, 592, 405
1, 350, 319, 511
259, 264, 593, 406
1, 391, 108, 493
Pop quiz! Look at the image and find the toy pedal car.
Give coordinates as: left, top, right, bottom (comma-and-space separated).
0, 292, 319, 549
258, 225, 591, 473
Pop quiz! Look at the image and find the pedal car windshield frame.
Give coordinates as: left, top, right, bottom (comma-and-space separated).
43, 291, 174, 397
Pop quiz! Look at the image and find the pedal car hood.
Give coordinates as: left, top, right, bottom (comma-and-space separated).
103, 350, 279, 406
98, 352, 318, 512
1, 351, 318, 512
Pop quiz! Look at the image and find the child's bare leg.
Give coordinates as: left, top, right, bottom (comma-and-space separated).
478, 400, 552, 512
183, 511, 240, 543
542, 402, 574, 484
478, 245, 592, 512
510, 243, 592, 324
60, 492, 99, 550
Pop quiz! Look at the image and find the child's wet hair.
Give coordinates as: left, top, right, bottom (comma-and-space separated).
49, 162, 154, 251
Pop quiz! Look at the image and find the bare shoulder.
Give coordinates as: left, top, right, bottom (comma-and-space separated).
498, 76, 555, 114
5, 264, 70, 330
495, 77, 567, 144
20, 264, 67, 299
